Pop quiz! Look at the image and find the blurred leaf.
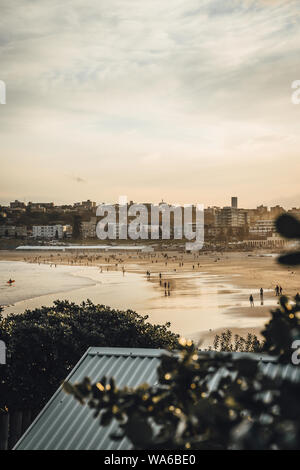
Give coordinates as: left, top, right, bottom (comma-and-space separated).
276, 214, 300, 239
278, 252, 300, 266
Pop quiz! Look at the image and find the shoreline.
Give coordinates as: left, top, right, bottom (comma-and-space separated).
1, 248, 297, 294
0, 250, 299, 345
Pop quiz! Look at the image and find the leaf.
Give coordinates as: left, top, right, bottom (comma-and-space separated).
278, 252, 300, 266
100, 410, 113, 426
276, 214, 300, 239
125, 414, 154, 448
62, 382, 74, 394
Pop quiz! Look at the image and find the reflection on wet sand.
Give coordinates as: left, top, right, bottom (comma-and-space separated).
0, 259, 280, 346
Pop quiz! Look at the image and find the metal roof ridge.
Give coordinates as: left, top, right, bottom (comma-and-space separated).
87, 347, 168, 358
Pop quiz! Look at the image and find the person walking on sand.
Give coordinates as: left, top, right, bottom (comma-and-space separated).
279, 286, 283, 295
260, 287, 264, 305
260, 288, 264, 299
249, 294, 254, 307
275, 285, 280, 296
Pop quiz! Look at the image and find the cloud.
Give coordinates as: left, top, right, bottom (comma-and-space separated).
0, 0, 299, 207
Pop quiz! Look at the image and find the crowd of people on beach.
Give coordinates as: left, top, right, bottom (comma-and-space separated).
7, 251, 298, 310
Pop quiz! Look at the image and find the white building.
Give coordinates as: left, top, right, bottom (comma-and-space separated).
249, 220, 276, 236
32, 225, 71, 239
244, 234, 288, 248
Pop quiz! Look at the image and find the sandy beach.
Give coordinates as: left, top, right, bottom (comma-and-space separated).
0, 249, 299, 345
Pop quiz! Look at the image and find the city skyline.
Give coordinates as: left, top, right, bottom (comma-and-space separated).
1, 1, 300, 208
3, 195, 300, 211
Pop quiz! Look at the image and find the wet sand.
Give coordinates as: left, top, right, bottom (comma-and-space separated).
0, 249, 299, 345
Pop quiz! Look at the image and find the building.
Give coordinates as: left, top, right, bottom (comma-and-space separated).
9, 200, 26, 209
244, 234, 289, 248
249, 219, 276, 236
28, 202, 54, 210
215, 207, 248, 228
204, 207, 219, 226
74, 200, 96, 210
81, 218, 97, 239
269, 205, 285, 219
288, 208, 300, 221
210, 198, 248, 229
14, 347, 300, 450
0, 225, 27, 238
231, 197, 238, 209
32, 225, 71, 239
14, 347, 162, 450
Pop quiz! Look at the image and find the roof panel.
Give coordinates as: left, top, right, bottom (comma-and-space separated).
14, 348, 300, 450
14, 347, 162, 450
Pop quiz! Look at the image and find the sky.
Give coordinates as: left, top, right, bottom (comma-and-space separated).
0, 0, 300, 209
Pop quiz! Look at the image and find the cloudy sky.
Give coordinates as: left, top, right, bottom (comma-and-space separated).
0, 0, 300, 208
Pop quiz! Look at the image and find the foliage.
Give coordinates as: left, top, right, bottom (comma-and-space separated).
0, 300, 178, 411
262, 295, 300, 362
65, 294, 300, 450
276, 213, 300, 265
212, 330, 264, 353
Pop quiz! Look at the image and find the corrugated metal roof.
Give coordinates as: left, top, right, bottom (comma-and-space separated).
14, 348, 300, 450
14, 347, 163, 450
199, 352, 300, 393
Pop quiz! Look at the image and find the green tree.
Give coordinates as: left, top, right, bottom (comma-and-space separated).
212, 329, 264, 352
0, 300, 178, 411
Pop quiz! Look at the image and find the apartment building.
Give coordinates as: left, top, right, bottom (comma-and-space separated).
32, 224, 72, 239
0, 225, 27, 237
249, 219, 276, 236
81, 218, 97, 239
215, 207, 249, 228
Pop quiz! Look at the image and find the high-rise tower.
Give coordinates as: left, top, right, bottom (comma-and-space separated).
231, 197, 238, 209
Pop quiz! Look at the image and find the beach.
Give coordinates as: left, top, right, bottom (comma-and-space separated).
0, 249, 299, 346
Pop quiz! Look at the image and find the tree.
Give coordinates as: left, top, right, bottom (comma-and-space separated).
212, 329, 264, 352
0, 300, 179, 411
65, 295, 300, 450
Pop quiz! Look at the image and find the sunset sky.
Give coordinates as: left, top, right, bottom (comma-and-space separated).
1, 0, 300, 208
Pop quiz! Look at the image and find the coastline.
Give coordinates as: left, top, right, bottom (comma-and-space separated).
1, 248, 298, 295
1, 249, 298, 345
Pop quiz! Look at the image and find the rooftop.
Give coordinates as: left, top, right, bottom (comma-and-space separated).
14, 347, 300, 450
